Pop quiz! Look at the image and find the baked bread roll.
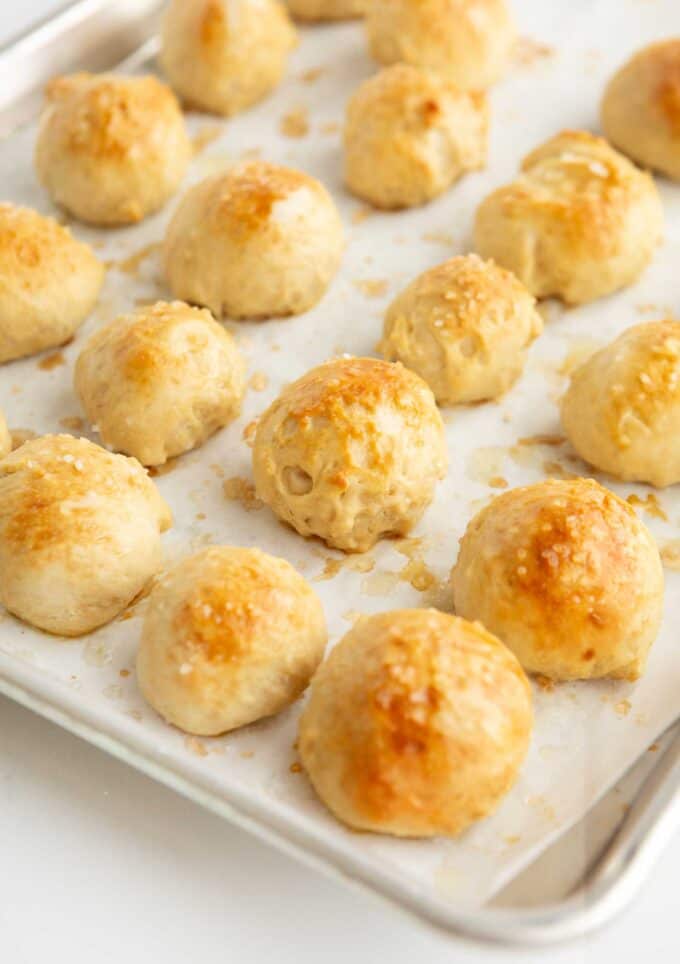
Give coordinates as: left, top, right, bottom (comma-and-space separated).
137, 546, 327, 736
380, 254, 542, 403
74, 301, 246, 466
365, 0, 516, 89
160, 0, 296, 116
253, 356, 447, 551
164, 162, 344, 320
344, 64, 488, 209
288, 0, 364, 20
0, 435, 171, 636
299, 608, 532, 837
35, 73, 191, 225
602, 39, 680, 181
474, 130, 663, 305
0, 203, 103, 363
561, 320, 680, 487
452, 478, 664, 681
0, 411, 10, 459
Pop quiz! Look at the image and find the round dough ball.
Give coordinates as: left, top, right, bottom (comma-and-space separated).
0, 435, 171, 636
288, 0, 364, 19
160, 0, 296, 116
0, 411, 10, 459
451, 478, 664, 681
0, 203, 103, 363
561, 320, 680, 487
74, 301, 246, 466
252, 356, 447, 552
365, 0, 516, 89
35, 73, 192, 225
137, 546, 327, 736
344, 64, 488, 209
602, 40, 680, 181
380, 254, 542, 403
164, 161, 344, 319
299, 608, 532, 837
474, 130, 663, 305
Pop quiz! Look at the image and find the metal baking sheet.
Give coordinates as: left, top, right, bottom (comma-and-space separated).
1, 0, 679, 943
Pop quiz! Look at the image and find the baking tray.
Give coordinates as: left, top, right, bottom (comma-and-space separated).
0, 0, 679, 946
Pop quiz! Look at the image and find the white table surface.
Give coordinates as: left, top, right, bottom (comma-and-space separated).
0, 2, 678, 961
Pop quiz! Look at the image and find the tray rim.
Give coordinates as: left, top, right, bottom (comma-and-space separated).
0, 652, 530, 948
0, 0, 163, 136
0, 0, 678, 947
2, 643, 678, 948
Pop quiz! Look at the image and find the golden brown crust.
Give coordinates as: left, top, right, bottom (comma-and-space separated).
347, 63, 488, 128
299, 609, 532, 837
288, 0, 365, 21
74, 301, 246, 466
199, 0, 226, 48
160, 0, 296, 117
0, 411, 10, 459
0, 203, 103, 363
278, 355, 433, 424
0, 436, 171, 549
171, 552, 310, 663
211, 162, 325, 238
164, 162, 344, 320
381, 254, 542, 403
451, 479, 664, 680
474, 130, 663, 304
344, 64, 488, 209
519, 131, 640, 257
654, 46, 680, 131
136, 546, 327, 735
0, 435, 171, 635
602, 39, 680, 179
35, 73, 191, 225
44, 73, 180, 161
0, 202, 75, 268
252, 357, 447, 551
365, 0, 516, 90
561, 320, 680, 486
